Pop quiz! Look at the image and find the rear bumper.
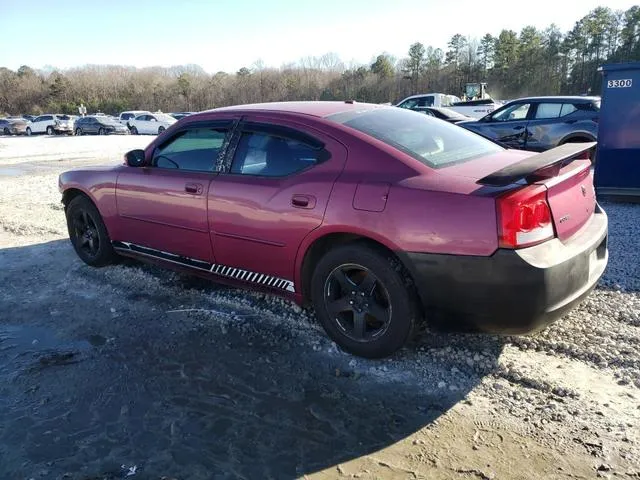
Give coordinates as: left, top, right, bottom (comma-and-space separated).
402, 204, 608, 334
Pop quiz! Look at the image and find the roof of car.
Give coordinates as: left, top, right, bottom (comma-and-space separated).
207, 101, 382, 118
511, 96, 600, 103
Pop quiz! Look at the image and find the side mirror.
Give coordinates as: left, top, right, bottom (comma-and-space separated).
125, 149, 146, 167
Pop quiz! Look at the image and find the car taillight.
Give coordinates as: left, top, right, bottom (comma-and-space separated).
496, 185, 555, 248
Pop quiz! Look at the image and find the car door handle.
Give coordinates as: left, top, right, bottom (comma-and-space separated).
185, 183, 203, 194
291, 194, 316, 209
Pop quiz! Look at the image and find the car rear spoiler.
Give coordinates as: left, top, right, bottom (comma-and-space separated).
476, 142, 596, 187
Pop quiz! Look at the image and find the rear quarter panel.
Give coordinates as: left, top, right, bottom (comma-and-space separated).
293, 128, 501, 293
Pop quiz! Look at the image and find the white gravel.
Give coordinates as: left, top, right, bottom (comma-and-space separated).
1, 135, 639, 477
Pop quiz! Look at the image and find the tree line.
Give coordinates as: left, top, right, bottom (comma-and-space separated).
1, 5, 638, 116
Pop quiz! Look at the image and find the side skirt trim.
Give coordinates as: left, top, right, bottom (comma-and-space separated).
112, 241, 295, 293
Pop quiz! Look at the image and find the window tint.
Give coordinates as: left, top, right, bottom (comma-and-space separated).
398, 99, 419, 109
560, 103, 578, 116
491, 103, 530, 122
231, 131, 324, 177
152, 127, 227, 172
418, 96, 434, 107
136, 115, 148, 121
33, 116, 43, 122
121, 113, 134, 120
327, 107, 502, 168
535, 103, 562, 119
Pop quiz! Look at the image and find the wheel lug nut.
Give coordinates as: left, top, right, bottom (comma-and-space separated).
351, 291, 356, 295
349, 300, 354, 305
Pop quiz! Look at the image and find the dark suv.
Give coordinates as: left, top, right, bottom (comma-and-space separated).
460, 96, 599, 154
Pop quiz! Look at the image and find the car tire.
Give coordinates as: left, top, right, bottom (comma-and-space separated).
75, 128, 83, 136
98, 127, 105, 135
3, 128, 10, 135
26, 127, 32, 136
310, 243, 419, 358
131, 126, 138, 135
65, 195, 116, 267
158, 126, 165, 134
46, 126, 54, 135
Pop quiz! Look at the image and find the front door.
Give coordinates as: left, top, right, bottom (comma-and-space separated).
208, 117, 347, 289
114, 122, 233, 263
481, 102, 532, 149
31, 115, 51, 133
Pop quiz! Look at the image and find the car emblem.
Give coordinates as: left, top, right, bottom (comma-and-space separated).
581, 185, 587, 197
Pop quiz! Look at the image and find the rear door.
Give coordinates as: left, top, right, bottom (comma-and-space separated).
115, 120, 234, 262
208, 116, 347, 288
85, 117, 97, 134
525, 102, 568, 151
477, 102, 532, 149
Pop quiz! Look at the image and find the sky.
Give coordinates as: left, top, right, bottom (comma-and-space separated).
1, 0, 638, 73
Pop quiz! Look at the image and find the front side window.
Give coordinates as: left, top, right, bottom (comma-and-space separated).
398, 99, 419, 109
152, 127, 228, 172
327, 107, 502, 168
491, 103, 531, 122
230, 131, 324, 177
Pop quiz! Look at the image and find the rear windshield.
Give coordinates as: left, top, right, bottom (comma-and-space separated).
327, 107, 502, 168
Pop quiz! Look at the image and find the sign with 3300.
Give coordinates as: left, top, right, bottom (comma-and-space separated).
607, 79, 632, 88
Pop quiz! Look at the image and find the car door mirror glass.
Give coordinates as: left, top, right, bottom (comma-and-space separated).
125, 149, 146, 167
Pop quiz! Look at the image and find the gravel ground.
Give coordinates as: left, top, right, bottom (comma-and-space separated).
0, 135, 639, 479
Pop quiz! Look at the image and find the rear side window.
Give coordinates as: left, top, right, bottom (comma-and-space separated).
153, 127, 228, 172
418, 96, 434, 107
230, 131, 325, 177
327, 107, 502, 168
535, 103, 562, 119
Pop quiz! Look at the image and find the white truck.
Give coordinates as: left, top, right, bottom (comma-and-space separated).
396, 83, 502, 119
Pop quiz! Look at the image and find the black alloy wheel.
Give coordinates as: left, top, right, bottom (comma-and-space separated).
324, 264, 392, 342
311, 244, 419, 358
65, 195, 116, 267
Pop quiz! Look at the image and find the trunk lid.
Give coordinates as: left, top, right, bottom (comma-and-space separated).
475, 142, 596, 242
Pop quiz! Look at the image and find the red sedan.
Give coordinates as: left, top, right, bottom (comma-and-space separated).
59, 102, 608, 358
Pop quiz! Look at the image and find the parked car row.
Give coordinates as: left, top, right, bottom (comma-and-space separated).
403, 95, 600, 158
1, 111, 194, 137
